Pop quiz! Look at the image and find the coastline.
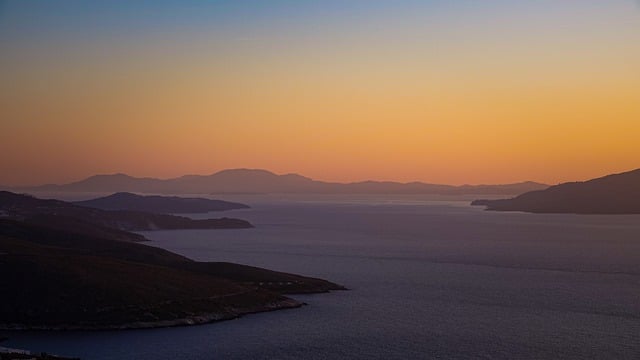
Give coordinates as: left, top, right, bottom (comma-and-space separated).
0, 298, 303, 331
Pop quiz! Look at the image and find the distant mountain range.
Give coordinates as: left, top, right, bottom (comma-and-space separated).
9, 169, 549, 195
472, 168, 640, 214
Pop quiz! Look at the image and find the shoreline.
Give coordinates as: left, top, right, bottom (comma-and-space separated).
0, 298, 303, 331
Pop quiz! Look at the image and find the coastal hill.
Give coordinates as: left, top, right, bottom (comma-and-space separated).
0, 191, 252, 233
11, 169, 548, 195
471, 168, 640, 214
75, 192, 250, 214
0, 219, 345, 330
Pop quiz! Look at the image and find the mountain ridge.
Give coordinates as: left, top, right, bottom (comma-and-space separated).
9, 168, 549, 195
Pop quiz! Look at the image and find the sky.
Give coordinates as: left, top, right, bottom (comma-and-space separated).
1, 0, 639, 186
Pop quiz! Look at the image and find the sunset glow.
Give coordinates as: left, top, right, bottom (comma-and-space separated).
1, 0, 639, 186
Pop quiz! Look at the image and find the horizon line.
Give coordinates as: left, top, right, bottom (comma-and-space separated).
5, 166, 640, 189
0, 166, 591, 189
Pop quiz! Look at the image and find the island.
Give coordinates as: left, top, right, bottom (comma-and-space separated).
471, 168, 640, 214
75, 192, 250, 214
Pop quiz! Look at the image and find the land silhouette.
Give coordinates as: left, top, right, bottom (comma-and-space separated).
472, 168, 640, 214
75, 192, 249, 214
10, 169, 548, 195
0, 193, 344, 330
0, 191, 251, 233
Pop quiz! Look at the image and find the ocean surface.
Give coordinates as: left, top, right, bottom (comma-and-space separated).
4, 195, 640, 359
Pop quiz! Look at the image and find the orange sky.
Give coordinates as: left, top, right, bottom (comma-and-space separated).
1, 1, 639, 186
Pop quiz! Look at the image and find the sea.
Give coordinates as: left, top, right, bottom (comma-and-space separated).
4, 194, 640, 359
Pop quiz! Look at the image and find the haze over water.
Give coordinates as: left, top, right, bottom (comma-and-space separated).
6, 195, 640, 359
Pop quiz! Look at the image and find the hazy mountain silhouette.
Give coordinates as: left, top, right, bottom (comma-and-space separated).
75, 192, 250, 214
472, 168, 640, 214
14, 169, 548, 195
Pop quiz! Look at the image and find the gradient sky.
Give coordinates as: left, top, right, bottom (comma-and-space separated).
1, 0, 639, 186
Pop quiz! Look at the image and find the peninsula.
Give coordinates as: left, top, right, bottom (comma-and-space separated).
472, 168, 640, 214
0, 216, 344, 330
0, 191, 252, 233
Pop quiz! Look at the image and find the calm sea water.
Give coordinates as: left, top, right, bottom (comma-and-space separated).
4, 195, 640, 359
